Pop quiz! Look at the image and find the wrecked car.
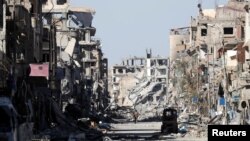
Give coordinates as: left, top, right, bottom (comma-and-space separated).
161, 108, 178, 134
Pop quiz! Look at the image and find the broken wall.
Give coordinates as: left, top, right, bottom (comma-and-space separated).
119, 76, 138, 107
226, 50, 237, 68
169, 28, 190, 61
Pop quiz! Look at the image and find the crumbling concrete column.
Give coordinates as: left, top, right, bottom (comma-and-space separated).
123, 68, 126, 74
85, 30, 91, 43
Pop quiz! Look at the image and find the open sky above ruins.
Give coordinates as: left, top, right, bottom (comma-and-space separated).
71, 0, 228, 66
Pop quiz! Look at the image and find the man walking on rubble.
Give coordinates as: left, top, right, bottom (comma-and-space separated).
133, 110, 139, 124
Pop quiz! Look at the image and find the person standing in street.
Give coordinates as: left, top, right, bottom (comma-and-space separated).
133, 110, 139, 124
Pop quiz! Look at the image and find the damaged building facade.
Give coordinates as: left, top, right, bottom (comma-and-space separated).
169, 0, 250, 126
0, 0, 109, 140
42, 0, 109, 115
110, 50, 169, 120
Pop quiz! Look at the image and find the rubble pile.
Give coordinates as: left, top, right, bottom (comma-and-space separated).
109, 50, 169, 121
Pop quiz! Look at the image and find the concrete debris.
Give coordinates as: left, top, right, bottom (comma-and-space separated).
109, 50, 169, 121
106, 0, 250, 138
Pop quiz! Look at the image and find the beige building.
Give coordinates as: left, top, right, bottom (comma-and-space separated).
169, 27, 190, 61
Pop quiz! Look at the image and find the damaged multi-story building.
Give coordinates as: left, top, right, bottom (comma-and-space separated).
41, 0, 109, 115
169, 0, 250, 125
0, 0, 109, 140
110, 50, 169, 120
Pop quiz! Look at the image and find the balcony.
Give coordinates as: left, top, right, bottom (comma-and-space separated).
79, 40, 96, 46
82, 58, 97, 62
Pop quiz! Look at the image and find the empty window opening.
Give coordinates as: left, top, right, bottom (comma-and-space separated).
159, 69, 167, 75
151, 60, 156, 66
241, 26, 245, 39
57, 0, 67, 5
90, 62, 96, 67
201, 29, 207, 36
158, 60, 167, 66
118, 68, 123, 74
151, 69, 155, 75
42, 53, 50, 62
126, 68, 135, 73
224, 27, 233, 35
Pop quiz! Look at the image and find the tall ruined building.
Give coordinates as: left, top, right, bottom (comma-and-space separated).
169, 0, 250, 125
0, 0, 109, 140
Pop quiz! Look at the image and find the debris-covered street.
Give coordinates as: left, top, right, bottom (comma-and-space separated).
0, 0, 250, 141
107, 122, 207, 141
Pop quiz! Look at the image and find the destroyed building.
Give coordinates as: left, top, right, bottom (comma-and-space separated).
168, 0, 250, 130
110, 50, 169, 120
111, 56, 146, 107
169, 27, 190, 61
0, 0, 109, 140
42, 0, 109, 114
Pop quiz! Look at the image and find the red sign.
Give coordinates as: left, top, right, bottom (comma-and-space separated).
29, 64, 49, 77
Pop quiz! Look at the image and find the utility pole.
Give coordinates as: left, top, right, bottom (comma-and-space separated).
207, 47, 210, 112
212, 45, 215, 110
197, 47, 200, 114
222, 42, 229, 124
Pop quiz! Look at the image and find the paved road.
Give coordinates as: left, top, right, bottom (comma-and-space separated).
105, 122, 207, 141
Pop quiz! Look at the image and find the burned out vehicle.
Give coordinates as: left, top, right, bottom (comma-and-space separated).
161, 108, 178, 134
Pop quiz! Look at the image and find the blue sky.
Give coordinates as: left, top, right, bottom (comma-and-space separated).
71, 0, 228, 66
